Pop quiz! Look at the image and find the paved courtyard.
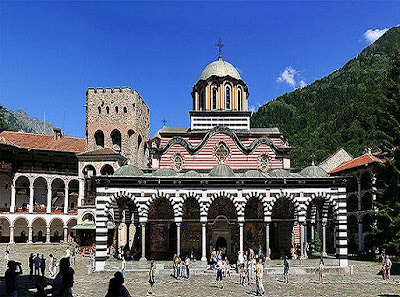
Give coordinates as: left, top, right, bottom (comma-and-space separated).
0, 244, 399, 297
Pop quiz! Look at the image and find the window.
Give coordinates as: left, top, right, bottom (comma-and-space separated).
199, 90, 205, 110
238, 88, 242, 111
214, 141, 230, 163
111, 129, 122, 152
128, 129, 135, 138
211, 84, 218, 110
106, 107, 110, 114
138, 134, 142, 148
225, 85, 231, 110
124, 107, 127, 113
94, 130, 105, 148
259, 154, 269, 172
115, 106, 119, 113
98, 106, 101, 114
172, 154, 184, 171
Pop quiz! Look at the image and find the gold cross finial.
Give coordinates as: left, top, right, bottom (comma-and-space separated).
215, 38, 224, 59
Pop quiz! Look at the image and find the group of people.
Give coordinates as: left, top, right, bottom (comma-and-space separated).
29, 253, 46, 277
172, 254, 190, 279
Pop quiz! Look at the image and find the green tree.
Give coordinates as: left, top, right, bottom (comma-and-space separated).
374, 49, 400, 253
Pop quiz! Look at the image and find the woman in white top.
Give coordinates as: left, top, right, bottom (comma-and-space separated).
318, 258, 324, 283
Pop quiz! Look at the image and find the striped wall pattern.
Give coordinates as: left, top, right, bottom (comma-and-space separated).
95, 186, 348, 270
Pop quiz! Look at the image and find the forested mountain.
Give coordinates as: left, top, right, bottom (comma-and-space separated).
0, 105, 53, 134
251, 26, 400, 168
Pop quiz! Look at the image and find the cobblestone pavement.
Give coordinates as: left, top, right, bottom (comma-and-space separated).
0, 244, 399, 297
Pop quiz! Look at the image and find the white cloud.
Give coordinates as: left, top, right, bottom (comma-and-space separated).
299, 80, 307, 88
364, 28, 388, 44
277, 66, 297, 88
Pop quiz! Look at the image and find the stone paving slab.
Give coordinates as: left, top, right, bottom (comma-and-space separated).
0, 244, 399, 297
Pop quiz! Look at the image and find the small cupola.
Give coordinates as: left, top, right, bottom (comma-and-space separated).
53, 128, 62, 140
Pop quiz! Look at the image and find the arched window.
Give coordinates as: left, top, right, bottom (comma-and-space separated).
115, 106, 119, 113
128, 129, 135, 138
237, 88, 242, 111
94, 130, 104, 148
225, 85, 231, 110
199, 90, 205, 111
123, 107, 127, 113
100, 164, 114, 175
110, 129, 122, 152
211, 84, 218, 110
106, 106, 110, 114
98, 106, 101, 114
138, 134, 142, 149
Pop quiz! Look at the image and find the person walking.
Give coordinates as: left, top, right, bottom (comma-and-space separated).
34, 253, 41, 276
29, 253, 34, 277
283, 256, 290, 283
172, 254, 177, 278
147, 261, 156, 296
385, 255, 392, 280
5, 244, 10, 263
121, 257, 126, 279
185, 256, 190, 279
70, 249, 76, 267
5, 260, 23, 297
40, 254, 46, 277
239, 264, 246, 286
49, 254, 56, 278
216, 257, 224, 289
318, 258, 324, 283
256, 258, 265, 296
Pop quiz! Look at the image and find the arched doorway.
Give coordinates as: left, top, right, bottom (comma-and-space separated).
51, 178, 65, 213
50, 218, 64, 242
33, 177, 48, 213
244, 197, 265, 253
182, 196, 201, 259
0, 174, 12, 211
216, 236, 227, 252
68, 180, 79, 213
146, 196, 175, 260
207, 197, 238, 261
15, 176, 30, 212
32, 217, 46, 242
67, 218, 77, 243
0, 217, 10, 242
14, 217, 29, 243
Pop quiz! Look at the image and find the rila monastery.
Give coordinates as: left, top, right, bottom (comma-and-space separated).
0, 53, 382, 272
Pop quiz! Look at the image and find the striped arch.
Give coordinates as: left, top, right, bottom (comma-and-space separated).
244, 192, 268, 218
179, 192, 202, 217
304, 192, 338, 219
204, 191, 243, 217
142, 192, 180, 219
104, 191, 142, 221
267, 191, 300, 215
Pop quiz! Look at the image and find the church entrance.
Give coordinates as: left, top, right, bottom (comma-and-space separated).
216, 237, 227, 254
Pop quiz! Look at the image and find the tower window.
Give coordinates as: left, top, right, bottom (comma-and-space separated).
124, 107, 127, 113
225, 85, 231, 110
94, 130, 104, 148
128, 129, 135, 138
211, 84, 218, 110
111, 129, 122, 152
98, 106, 101, 114
238, 88, 242, 111
106, 107, 110, 114
199, 90, 205, 111
115, 106, 119, 113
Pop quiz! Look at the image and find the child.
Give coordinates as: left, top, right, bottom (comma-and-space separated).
240, 264, 246, 286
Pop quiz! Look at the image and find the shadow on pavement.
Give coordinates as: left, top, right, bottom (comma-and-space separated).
0, 274, 52, 297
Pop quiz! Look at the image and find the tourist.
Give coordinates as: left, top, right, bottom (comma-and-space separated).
256, 258, 264, 296
172, 254, 177, 278
385, 255, 392, 280
147, 261, 156, 296
216, 256, 223, 289
121, 257, 126, 279
40, 254, 46, 277
283, 256, 290, 283
29, 253, 34, 276
70, 249, 76, 267
239, 264, 246, 286
258, 245, 263, 259
65, 247, 71, 259
114, 271, 131, 297
246, 258, 252, 285
52, 257, 75, 297
90, 250, 96, 271
237, 251, 244, 273
5, 244, 10, 263
224, 257, 231, 278
49, 254, 56, 278
185, 256, 190, 279
211, 248, 217, 270
318, 258, 324, 283
375, 247, 380, 262
34, 253, 41, 276
5, 260, 23, 297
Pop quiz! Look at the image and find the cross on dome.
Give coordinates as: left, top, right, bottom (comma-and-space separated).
215, 38, 224, 59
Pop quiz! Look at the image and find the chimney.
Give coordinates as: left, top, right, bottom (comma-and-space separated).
53, 128, 62, 140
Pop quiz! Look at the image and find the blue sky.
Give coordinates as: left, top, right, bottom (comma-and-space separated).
0, 1, 399, 137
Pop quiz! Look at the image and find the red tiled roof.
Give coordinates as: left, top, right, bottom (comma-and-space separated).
330, 153, 383, 174
78, 148, 120, 156
0, 131, 85, 153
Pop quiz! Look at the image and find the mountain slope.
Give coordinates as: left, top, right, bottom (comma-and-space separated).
251, 26, 400, 168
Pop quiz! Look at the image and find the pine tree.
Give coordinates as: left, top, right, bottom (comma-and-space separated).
374, 49, 400, 253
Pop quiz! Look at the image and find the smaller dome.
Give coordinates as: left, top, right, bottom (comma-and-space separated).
153, 168, 177, 177
299, 166, 328, 178
268, 169, 290, 178
243, 170, 264, 178
209, 164, 235, 177
199, 58, 241, 81
183, 170, 202, 177
114, 165, 144, 176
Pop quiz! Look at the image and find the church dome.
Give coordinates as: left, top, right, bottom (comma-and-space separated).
153, 167, 177, 177
268, 169, 290, 178
243, 170, 264, 178
199, 58, 241, 81
209, 164, 235, 177
183, 170, 202, 177
299, 165, 329, 178
114, 165, 144, 176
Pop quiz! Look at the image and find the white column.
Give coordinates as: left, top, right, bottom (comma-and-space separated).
140, 223, 147, 261
46, 225, 51, 243
9, 226, 14, 243
10, 184, 16, 213
64, 186, 69, 214
358, 221, 364, 251
201, 222, 207, 262
46, 182, 52, 213
300, 224, 306, 259
239, 222, 244, 253
78, 178, 84, 207
63, 226, 68, 243
322, 221, 327, 256
265, 223, 270, 260
176, 222, 181, 256
311, 223, 315, 249
28, 225, 33, 243
29, 185, 34, 213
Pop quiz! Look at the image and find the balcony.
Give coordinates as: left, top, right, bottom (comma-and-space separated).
0, 206, 10, 212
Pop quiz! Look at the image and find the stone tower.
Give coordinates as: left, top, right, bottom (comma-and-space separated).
86, 87, 150, 168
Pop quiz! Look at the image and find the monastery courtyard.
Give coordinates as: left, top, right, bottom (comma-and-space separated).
0, 244, 399, 297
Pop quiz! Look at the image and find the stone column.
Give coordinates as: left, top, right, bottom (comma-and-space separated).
28, 225, 33, 243
9, 226, 14, 243
64, 185, 69, 214
64, 226, 68, 243
10, 184, 16, 213
46, 182, 52, 213
322, 221, 327, 256
201, 222, 207, 262
176, 222, 181, 256
265, 223, 271, 260
300, 223, 306, 259
311, 223, 315, 250
46, 226, 51, 243
358, 220, 364, 251
29, 185, 34, 213
140, 223, 147, 261
78, 178, 84, 207
239, 222, 244, 254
